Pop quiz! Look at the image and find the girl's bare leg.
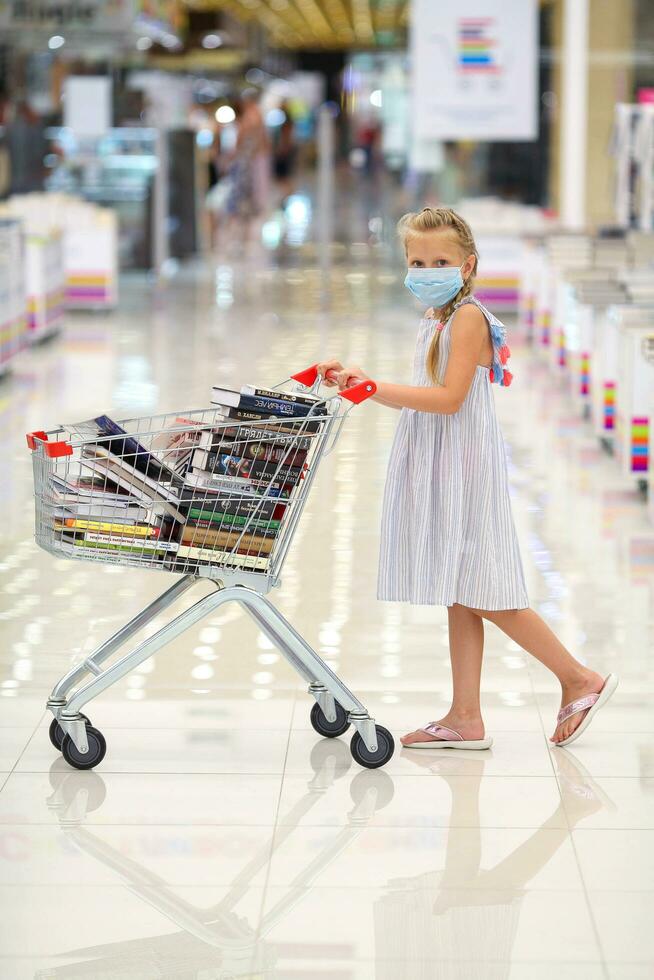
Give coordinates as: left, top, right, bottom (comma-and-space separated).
466, 605, 605, 744
401, 603, 486, 746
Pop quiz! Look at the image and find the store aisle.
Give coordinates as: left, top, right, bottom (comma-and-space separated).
0, 248, 652, 979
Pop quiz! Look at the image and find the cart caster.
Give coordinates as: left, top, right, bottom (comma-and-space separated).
350, 725, 395, 770
49, 713, 91, 752
61, 727, 106, 771
310, 700, 350, 738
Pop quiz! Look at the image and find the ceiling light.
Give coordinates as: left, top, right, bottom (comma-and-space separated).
202, 33, 223, 49
215, 105, 236, 124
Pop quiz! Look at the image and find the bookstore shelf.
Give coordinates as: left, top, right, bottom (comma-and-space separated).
27, 365, 396, 772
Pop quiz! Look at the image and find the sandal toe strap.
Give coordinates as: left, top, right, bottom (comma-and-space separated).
557, 693, 600, 725
422, 723, 464, 741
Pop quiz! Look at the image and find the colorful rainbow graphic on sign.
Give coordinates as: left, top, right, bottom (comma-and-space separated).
603, 381, 615, 430
631, 417, 649, 472
458, 18, 500, 73
579, 353, 590, 396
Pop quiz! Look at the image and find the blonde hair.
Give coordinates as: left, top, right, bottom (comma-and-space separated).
398, 207, 479, 384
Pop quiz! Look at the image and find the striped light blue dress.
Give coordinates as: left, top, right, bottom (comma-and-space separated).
377, 295, 529, 610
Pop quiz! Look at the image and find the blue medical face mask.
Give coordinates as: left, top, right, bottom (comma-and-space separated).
404, 263, 465, 308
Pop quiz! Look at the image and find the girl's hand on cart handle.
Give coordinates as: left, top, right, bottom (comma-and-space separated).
335, 364, 370, 391
316, 359, 344, 387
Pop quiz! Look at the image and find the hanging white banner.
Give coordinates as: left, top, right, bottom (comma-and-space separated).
411, 0, 538, 141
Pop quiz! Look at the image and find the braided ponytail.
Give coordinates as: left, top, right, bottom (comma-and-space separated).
397, 207, 479, 384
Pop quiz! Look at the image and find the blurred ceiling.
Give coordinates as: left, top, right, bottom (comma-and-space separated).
184, 0, 408, 49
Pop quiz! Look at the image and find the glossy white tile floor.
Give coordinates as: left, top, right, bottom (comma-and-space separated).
1, 216, 653, 978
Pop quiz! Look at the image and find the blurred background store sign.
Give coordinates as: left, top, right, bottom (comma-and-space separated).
0, 0, 133, 33
411, 0, 538, 142
0, 0, 184, 44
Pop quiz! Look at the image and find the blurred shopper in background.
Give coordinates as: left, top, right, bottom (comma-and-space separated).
222, 91, 271, 251
6, 100, 47, 195
272, 101, 298, 201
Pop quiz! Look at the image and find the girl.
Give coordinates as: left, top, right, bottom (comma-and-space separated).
317, 207, 617, 750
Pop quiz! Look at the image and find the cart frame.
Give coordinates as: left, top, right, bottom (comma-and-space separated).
28, 365, 395, 770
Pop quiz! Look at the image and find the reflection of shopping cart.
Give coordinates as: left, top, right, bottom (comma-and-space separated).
27, 365, 395, 771
40, 742, 394, 978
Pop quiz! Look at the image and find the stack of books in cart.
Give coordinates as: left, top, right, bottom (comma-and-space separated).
48, 385, 324, 574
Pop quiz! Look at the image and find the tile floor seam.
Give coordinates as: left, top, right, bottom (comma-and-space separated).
250, 687, 298, 951
567, 827, 613, 979
1, 718, 46, 789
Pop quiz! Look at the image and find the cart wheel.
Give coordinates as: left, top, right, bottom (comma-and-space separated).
350, 725, 395, 770
310, 701, 350, 738
49, 713, 91, 752
61, 727, 106, 771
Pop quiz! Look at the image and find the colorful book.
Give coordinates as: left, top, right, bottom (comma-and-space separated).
185, 515, 279, 536
69, 415, 182, 488
54, 519, 160, 537
197, 426, 313, 454
59, 539, 177, 556
211, 387, 323, 420
188, 506, 282, 528
185, 493, 280, 521
171, 546, 269, 571
240, 384, 320, 408
179, 472, 294, 499
83, 448, 185, 522
180, 526, 275, 554
225, 406, 321, 433
190, 443, 307, 472
187, 451, 304, 485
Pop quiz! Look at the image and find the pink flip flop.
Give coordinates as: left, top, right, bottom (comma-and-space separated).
553, 673, 619, 748
402, 723, 493, 751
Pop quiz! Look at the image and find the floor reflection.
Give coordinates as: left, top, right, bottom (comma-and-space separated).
40, 738, 391, 977
36, 739, 616, 979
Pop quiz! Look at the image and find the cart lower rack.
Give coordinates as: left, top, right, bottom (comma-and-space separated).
27, 364, 395, 770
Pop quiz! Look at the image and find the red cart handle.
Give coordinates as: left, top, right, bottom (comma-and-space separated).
339, 378, 377, 403
290, 364, 377, 404
26, 431, 73, 457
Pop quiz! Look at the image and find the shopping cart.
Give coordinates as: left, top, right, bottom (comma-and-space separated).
27, 364, 395, 771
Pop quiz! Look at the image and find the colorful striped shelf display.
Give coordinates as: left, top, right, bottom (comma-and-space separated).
631, 417, 649, 472
557, 328, 566, 367
579, 353, 590, 396
0, 314, 28, 365
66, 273, 115, 306
27, 288, 65, 332
603, 382, 615, 430
474, 276, 520, 310
538, 310, 551, 346
523, 296, 535, 327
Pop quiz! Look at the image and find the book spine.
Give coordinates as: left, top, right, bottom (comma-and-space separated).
71, 539, 178, 555
225, 406, 320, 433
188, 510, 284, 527
193, 452, 304, 485
202, 430, 313, 453
173, 547, 269, 570
59, 520, 159, 537
186, 516, 279, 535
243, 386, 318, 408
239, 393, 312, 417
188, 496, 279, 520
242, 443, 308, 466
81, 532, 173, 550
180, 527, 274, 549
